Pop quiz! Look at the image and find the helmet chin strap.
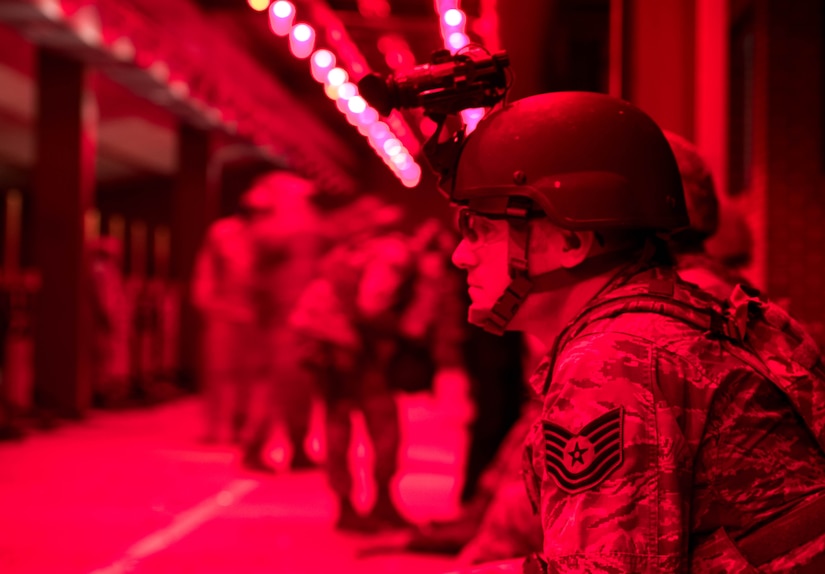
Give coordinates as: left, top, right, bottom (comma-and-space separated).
469, 212, 652, 335
469, 213, 533, 335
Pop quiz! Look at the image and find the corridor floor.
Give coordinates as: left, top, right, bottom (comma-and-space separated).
0, 393, 473, 574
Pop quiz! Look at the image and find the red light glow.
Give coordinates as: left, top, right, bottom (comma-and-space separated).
357, 106, 379, 126
248, 0, 270, 12
289, 23, 315, 58
383, 138, 403, 157
268, 1, 294, 35
368, 121, 390, 143
448, 32, 469, 52
326, 67, 348, 87
324, 83, 340, 100
391, 153, 413, 170
461, 107, 485, 132
443, 9, 465, 27
347, 96, 367, 114
336, 82, 357, 100
310, 49, 336, 82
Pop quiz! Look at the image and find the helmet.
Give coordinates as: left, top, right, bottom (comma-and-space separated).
662, 130, 719, 240
240, 171, 316, 216
446, 91, 689, 231
239, 183, 277, 215
444, 92, 688, 336
255, 171, 317, 201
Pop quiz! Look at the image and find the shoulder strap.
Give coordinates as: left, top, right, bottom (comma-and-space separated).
719, 284, 825, 452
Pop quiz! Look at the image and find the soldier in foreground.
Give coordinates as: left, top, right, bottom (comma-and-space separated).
439, 91, 825, 572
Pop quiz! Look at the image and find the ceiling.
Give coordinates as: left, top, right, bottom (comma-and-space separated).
193, 0, 484, 162
0, 0, 611, 194
0, 0, 477, 192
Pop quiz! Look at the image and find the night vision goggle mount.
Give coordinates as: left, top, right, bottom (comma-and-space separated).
357, 46, 511, 185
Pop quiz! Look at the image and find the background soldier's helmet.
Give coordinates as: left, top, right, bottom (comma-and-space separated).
663, 130, 720, 242
445, 91, 689, 232
239, 182, 277, 217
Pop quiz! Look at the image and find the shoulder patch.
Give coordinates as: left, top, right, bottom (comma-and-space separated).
542, 407, 624, 494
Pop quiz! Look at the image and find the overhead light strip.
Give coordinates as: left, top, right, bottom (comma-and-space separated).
250, 0, 422, 188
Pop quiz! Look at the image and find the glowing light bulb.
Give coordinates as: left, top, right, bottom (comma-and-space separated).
310, 49, 336, 82
443, 9, 464, 27
383, 138, 403, 157
336, 82, 357, 100
462, 107, 485, 134
391, 153, 413, 170
369, 121, 390, 141
289, 23, 315, 58
401, 163, 422, 185
293, 23, 311, 41
324, 83, 340, 100
448, 32, 469, 52
326, 67, 348, 87
357, 106, 379, 126
272, 0, 293, 17
347, 96, 367, 114
268, 1, 294, 35
248, 0, 270, 12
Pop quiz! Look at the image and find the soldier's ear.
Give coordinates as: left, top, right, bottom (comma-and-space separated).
559, 230, 594, 269
561, 231, 581, 251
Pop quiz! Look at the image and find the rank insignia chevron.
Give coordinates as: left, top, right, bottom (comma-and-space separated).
542, 407, 624, 494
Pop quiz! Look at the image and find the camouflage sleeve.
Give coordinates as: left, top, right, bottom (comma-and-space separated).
528, 331, 691, 573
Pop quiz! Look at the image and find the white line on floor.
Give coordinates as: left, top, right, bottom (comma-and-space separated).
89, 479, 259, 574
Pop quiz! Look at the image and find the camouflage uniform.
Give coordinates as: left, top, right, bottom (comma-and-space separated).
522, 263, 825, 572
242, 196, 324, 470
291, 234, 411, 514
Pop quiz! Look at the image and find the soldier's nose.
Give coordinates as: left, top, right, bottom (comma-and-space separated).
451, 239, 476, 270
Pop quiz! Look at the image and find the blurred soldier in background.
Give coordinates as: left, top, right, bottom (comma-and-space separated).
241, 171, 324, 472
291, 199, 466, 532
88, 236, 132, 408
664, 130, 751, 300
191, 187, 265, 445
291, 221, 413, 531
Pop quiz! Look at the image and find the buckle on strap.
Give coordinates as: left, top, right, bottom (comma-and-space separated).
508, 216, 530, 278
487, 275, 534, 332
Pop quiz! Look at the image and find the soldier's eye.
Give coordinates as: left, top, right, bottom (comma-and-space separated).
458, 209, 479, 242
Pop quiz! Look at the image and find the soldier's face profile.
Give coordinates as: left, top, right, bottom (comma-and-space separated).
452, 210, 511, 315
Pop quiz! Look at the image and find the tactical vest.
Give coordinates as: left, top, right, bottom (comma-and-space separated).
534, 267, 825, 572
